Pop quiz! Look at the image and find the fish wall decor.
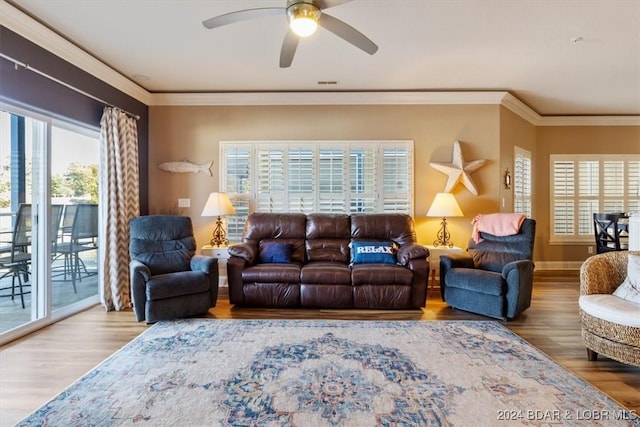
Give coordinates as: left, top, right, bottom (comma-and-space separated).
158, 160, 213, 176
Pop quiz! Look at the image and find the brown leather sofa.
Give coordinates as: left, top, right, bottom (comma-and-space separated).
227, 213, 430, 309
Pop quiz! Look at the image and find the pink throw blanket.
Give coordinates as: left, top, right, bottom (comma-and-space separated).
472, 213, 526, 243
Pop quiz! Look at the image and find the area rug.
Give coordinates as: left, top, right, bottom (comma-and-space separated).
19, 320, 639, 426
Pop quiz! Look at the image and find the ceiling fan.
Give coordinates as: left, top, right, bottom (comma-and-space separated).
202, 0, 378, 68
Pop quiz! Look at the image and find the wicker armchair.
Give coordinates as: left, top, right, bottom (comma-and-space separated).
579, 251, 640, 367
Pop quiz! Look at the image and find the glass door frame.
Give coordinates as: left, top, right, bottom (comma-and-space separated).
0, 102, 100, 345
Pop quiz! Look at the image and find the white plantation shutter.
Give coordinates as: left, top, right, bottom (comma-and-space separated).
221, 146, 251, 241
514, 147, 532, 217
349, 146, 376, 212
288, 147, 315, 213
221, 141, 413, 236
550, 154, 640, 242
552, 159, 575, 236
629, 160, 640, 213
319, 148, 346, 212
257, 146, 285, 212
382, 147, 412, 212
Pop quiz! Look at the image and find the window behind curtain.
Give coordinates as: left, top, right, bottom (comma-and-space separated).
550, 154, 640, 243
221, 141, 414, 242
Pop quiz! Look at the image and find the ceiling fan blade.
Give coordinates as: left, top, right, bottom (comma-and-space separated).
203, 8, 284, 29
318, 13, 378, 55
280, 30, 300, 68
315, 0, 354, 10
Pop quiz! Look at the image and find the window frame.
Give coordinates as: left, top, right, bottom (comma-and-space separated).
220, 140, 414, 242
549, 153, 640, 244
514, 146, 532, 218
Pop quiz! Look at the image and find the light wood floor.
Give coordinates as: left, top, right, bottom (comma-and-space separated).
1, 273, 638, 426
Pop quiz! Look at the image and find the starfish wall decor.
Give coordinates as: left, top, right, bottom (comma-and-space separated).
429, 140, 488, 196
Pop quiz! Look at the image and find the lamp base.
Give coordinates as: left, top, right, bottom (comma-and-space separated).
210, 216, 229, 247
432, 217, 454, 248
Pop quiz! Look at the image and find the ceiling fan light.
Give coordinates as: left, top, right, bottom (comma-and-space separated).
287, 2, 320, 37
291, 17, 318, 37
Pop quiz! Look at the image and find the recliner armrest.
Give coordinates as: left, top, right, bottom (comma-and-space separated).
397, 243, 429, 266
501, 259, 533, 280
501, 259, 535, 318
228, 242, 258, 264
191, 254, 217, 275
130, 259, 151, 322
130, 259, 151, 281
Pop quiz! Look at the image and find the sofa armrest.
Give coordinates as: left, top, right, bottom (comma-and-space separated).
580, 251, 628, 296
397, 243, 429, 266
228, 242, 258, 264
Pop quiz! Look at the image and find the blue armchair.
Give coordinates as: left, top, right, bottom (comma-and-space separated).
440, 218, 536, 320
129, 215, 219, 323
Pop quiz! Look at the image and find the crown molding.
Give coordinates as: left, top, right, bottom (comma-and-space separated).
149, 91, 509, 107
537, 116, 640, 126
499, 93, 541, 125
0, 1, 152, 105
1, 1, 638, 127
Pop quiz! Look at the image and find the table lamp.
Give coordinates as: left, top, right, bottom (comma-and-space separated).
201, 192, 236, 247
427, 193, 463, 247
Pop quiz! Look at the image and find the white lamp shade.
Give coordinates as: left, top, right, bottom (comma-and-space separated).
201, 192, 236, 217
427, 193, 464, 217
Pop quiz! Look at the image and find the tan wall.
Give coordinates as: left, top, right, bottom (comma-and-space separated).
499, 106, 538, 254
149, 104, 502, 250
535, 126, 640, 264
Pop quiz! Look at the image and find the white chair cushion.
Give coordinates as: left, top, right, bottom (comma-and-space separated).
579, 294, 640, 328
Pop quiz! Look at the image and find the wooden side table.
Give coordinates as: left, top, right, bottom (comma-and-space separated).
201, 245, 230, 287
425, 245, 463, 296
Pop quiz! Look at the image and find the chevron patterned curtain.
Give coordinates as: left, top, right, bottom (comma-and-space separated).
99, 107, 140, 311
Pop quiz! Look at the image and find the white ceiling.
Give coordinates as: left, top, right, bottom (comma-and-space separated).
6, 0, 640, 116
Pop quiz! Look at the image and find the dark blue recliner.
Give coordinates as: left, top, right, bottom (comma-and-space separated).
440, 218, 536, 320
129, 215, 219, 323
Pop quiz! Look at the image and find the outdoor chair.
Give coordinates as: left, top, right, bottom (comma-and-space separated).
0, 204, 32, 308
53, 203, 98, 292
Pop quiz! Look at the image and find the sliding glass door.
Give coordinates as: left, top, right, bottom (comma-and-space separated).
0, 107, 100, 340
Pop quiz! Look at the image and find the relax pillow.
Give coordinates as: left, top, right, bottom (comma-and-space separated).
351, 241, 397, 264
259, 242, 293, 263
613, 251, 640, 304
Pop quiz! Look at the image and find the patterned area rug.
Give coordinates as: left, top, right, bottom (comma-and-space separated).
19, 320, 639, 426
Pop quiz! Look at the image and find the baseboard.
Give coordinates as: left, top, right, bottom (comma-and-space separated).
534, 261, 583, 271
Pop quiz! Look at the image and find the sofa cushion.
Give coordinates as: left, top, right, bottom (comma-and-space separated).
301, 262, 351, 284
351, 263, 413, 285
259, 242, 293, 263
350, 214, 417, 246
613, 251, 640, 304
242, 264, 301, 283
351, 241, 397, 264
579, 294, 640, 328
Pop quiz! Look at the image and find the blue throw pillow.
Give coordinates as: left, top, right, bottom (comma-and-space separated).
351, 241, 397, 264
259, 242, 293, 263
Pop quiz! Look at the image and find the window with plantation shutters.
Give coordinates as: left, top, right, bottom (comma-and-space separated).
221, 146, 251, 240
550, 154, 640, 243
221, 141, 414, 241
514, 147, 532, 217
